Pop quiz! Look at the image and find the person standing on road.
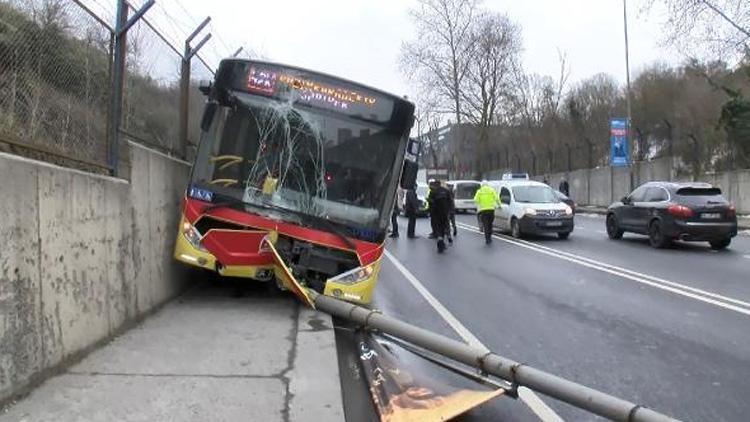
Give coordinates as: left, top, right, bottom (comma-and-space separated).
445, 181, 457, 237
473, 181, 500, 244
389, 196, 399, 238
559, 178, 570, 196
427, 180, 452, 253
404, 186, 419, 239
427, 179, 437, 239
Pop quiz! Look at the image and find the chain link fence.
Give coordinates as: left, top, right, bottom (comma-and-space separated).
0, 0, 224, 176
0, 0, 113, 172
121, 16, 182, 155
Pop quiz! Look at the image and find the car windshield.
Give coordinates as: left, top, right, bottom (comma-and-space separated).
191, 92, 404, 230
512, 185, 558, 203
416, 185, 429, 197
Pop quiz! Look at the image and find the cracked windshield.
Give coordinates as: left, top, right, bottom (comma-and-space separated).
192, 64, 402, 230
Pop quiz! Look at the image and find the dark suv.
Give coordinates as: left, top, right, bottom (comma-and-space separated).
606, 182, 737, 249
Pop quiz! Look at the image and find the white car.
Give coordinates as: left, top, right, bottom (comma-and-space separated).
447, 180, 480, 213
488, 180, 574, 239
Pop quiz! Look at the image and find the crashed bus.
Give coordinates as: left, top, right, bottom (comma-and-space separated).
174, 59, 417, 304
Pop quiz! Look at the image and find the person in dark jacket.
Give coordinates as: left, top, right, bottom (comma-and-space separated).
559, 178, 570, 196
404, 186, 419, 238
446, 181, 457, 238
427, 180, 452, 253
389, 197, 399, 238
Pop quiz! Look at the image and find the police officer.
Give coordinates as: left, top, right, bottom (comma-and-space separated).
473, 181, 500, 244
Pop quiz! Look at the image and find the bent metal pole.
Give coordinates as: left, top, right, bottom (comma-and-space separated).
311, 292, 678, 422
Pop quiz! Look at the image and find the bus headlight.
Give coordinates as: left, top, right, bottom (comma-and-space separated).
182, 221, 206, 251
329, 262, 377, 285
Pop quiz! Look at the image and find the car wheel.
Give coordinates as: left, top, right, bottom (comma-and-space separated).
648, 220, 670, 249
511, 218, 522, 238
709, 238, 731, 250
557, 231, 570, 240
606, 214, 624, 239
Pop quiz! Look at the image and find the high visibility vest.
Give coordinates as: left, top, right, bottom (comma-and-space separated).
474, 185, 499, 212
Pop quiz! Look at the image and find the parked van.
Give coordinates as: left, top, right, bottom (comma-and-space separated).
446, 180, 481, 213
490, 179, 574, 239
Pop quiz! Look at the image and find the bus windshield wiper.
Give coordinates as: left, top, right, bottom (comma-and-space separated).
201, 194, 249, 214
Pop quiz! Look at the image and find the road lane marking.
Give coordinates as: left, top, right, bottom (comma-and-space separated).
383, 249, 565, 422
456, 223, 750, 317
744, 255, 750, 260
487, 228, 750, 307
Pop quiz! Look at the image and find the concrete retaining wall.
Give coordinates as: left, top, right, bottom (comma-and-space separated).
532, 159, 750, 214
0, 143, 189, 403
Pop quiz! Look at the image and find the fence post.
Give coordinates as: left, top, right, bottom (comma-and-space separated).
107, 0, 154, 177
179, 17, 212, 160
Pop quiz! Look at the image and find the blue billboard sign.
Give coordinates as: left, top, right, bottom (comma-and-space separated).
610, 118, 629, 167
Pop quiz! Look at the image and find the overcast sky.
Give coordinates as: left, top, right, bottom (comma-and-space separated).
103, 0, 681, 100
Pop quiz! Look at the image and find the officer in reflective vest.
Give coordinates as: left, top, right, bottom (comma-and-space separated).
473, 182, 500, 244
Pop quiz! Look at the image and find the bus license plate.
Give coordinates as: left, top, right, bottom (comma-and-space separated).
702, 213, 721, 220
546, 221, 563, 227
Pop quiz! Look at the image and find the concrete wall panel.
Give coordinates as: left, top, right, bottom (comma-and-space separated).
0, 156, 42, 401
0, 143, 189, 403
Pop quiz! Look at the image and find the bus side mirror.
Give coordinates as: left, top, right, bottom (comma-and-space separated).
198, 80, 212, 96
400, 137, 421, 189
400, 160, 418, 189
200, 102, 217, 132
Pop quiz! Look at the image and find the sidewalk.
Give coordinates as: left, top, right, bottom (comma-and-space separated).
577, 205, 750, 230
0, 282, 344, 422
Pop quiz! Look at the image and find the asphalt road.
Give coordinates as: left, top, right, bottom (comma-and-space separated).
371, 213, 750, 421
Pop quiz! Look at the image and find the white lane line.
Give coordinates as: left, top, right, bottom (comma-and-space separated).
501, 228, 750, 309
383, 249, 564, 422
744, 255, 750, 260
456, 223, 750, 317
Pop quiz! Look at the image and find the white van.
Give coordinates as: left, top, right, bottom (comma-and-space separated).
490, 180, 574, 239
446, 180, 480, 213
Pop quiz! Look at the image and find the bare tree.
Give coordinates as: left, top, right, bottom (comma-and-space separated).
645, 0, 750, 60
400, 0, 481, 125
460, 12, 521, 127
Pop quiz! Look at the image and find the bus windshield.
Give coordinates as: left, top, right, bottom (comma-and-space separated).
191, 61, 412, 232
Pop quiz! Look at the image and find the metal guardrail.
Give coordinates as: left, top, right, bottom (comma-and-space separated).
311, 291, 679, 422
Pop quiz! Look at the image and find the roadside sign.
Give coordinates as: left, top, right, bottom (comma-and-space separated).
610, 118, 629, 167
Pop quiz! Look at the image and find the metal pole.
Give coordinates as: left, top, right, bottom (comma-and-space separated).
107, 0, 128, 176
623, 0, 634, 192
179, 17, 212, 160
312, 292, 678, 422
106, 0, 154, 177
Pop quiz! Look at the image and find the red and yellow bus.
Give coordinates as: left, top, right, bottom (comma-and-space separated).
174, 59, 416, 304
